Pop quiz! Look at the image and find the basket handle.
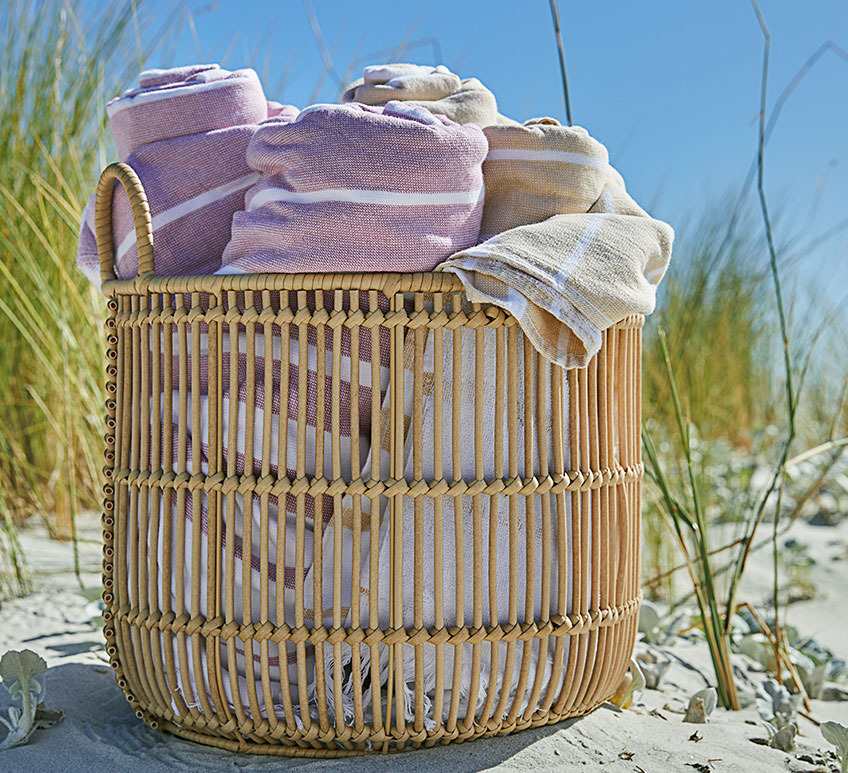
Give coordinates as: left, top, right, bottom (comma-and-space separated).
95, 162, 155, 285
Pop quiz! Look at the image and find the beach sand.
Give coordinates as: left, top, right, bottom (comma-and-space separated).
2, 512, 847, 771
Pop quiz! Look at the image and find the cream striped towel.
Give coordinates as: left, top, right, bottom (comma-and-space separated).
76, 64, 297, 285
439, 119, 674, 369
342, 63, 518, 127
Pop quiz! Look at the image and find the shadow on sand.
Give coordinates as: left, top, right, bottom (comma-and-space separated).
1, 663, 589, 772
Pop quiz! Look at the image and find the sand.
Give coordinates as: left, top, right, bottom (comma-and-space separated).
1, 511, 847, 772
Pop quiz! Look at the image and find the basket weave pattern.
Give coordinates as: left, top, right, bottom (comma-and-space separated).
97, 163, 643, 755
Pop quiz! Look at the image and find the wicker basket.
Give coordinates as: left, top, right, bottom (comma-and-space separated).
97, 162, 643, 755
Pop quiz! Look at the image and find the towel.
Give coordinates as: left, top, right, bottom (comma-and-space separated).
219, 102, 488, 275
76, 64, 296, 284
307, 315, 602, 727
439, 119, 674, 369
342, 63, 516, 128
148, 289, 390, 722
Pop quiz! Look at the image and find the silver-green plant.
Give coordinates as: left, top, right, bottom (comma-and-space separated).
684, 687, 717, 724
0, 649, 63, 750
755, 677, 800, 751
822, 721, 848, 773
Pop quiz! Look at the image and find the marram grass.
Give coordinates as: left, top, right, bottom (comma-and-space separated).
0, 0, 173, 596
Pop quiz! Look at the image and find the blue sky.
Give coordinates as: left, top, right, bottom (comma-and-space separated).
134, 0, 846, 291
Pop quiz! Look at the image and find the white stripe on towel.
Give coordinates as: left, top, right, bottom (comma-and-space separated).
484, 149, 607, 169
246, 186, 485, 211
106, 72, 260, 117
114, 172, 260, 265
555, 215, 607, 285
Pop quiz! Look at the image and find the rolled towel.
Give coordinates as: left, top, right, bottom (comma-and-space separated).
220, 101, 488, 275
345, 63, 461, 103
342, 63, 511, 127
76, 64, 296, 284
439, 118, 673, 368
478, 118, 610, 239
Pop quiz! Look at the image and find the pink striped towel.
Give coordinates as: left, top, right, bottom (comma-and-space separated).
150, 289, 391, 720
219, 101, 488, 274
77, 64, 297, 285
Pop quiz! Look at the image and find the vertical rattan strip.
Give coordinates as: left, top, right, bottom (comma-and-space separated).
539, 360, 567, 714
554, 368, 582, 716
205, 289, 230, 724
114, 294, 135, 704
240, 291, 264, 726
446, 292, 464, 734
388, 289, 406, 744
524, 352, 551, 719
492, 322, 519, 725
146, 293, 171, 714
478, 321, 505, 727
223, 290, 248, 733
430, 291, 446, 736
594, 329, 616, 704
275, 290, 297, 735
188, 292, 216, 719
135, 292, 162, 713
505, 337, 536, 725
348, 289, 365, 743
412, 294, 426, 739
172, 294, 193, 717
579, 345, 607, 712
160, 291, 187, 719
329, 289, 349, 748
312, 290, 331, 736
257, 289, 280, 736
462, 315, 484, 733
573, 359, 596, 713
131, 294, 158, 711
293, 289, 311, 729
367, 289, 383, 742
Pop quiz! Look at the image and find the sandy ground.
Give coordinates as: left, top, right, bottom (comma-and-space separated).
1, 512, 847, 772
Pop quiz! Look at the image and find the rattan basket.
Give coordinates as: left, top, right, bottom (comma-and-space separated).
96, 162, 643, 755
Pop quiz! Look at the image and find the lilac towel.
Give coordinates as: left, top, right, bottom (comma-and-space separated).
77, 64, 298, 284
219, 102, 488, 274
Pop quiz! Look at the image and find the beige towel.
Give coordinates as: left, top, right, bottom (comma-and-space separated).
342, 63, 516, 127
439, 119, 673, 369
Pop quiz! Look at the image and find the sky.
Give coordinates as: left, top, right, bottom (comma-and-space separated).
129, 0, 847, 294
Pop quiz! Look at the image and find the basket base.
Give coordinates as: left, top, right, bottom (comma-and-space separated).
155, 696, 611, 757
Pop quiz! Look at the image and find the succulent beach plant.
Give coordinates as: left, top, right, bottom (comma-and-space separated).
822, 721, 848, 773
755, 678, 801, 752
683, 687, 718, 724
636, 648, 673, 690
0, 649, 63, 750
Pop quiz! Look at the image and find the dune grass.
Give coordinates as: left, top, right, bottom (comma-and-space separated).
640, 1, 848, 707
0, 1, 177, 595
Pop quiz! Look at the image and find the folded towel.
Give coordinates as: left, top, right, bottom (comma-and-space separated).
77, 64, 295, 284
342, 63, 514, 127
220, 102, 487, 274
439, 119, 674, 368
